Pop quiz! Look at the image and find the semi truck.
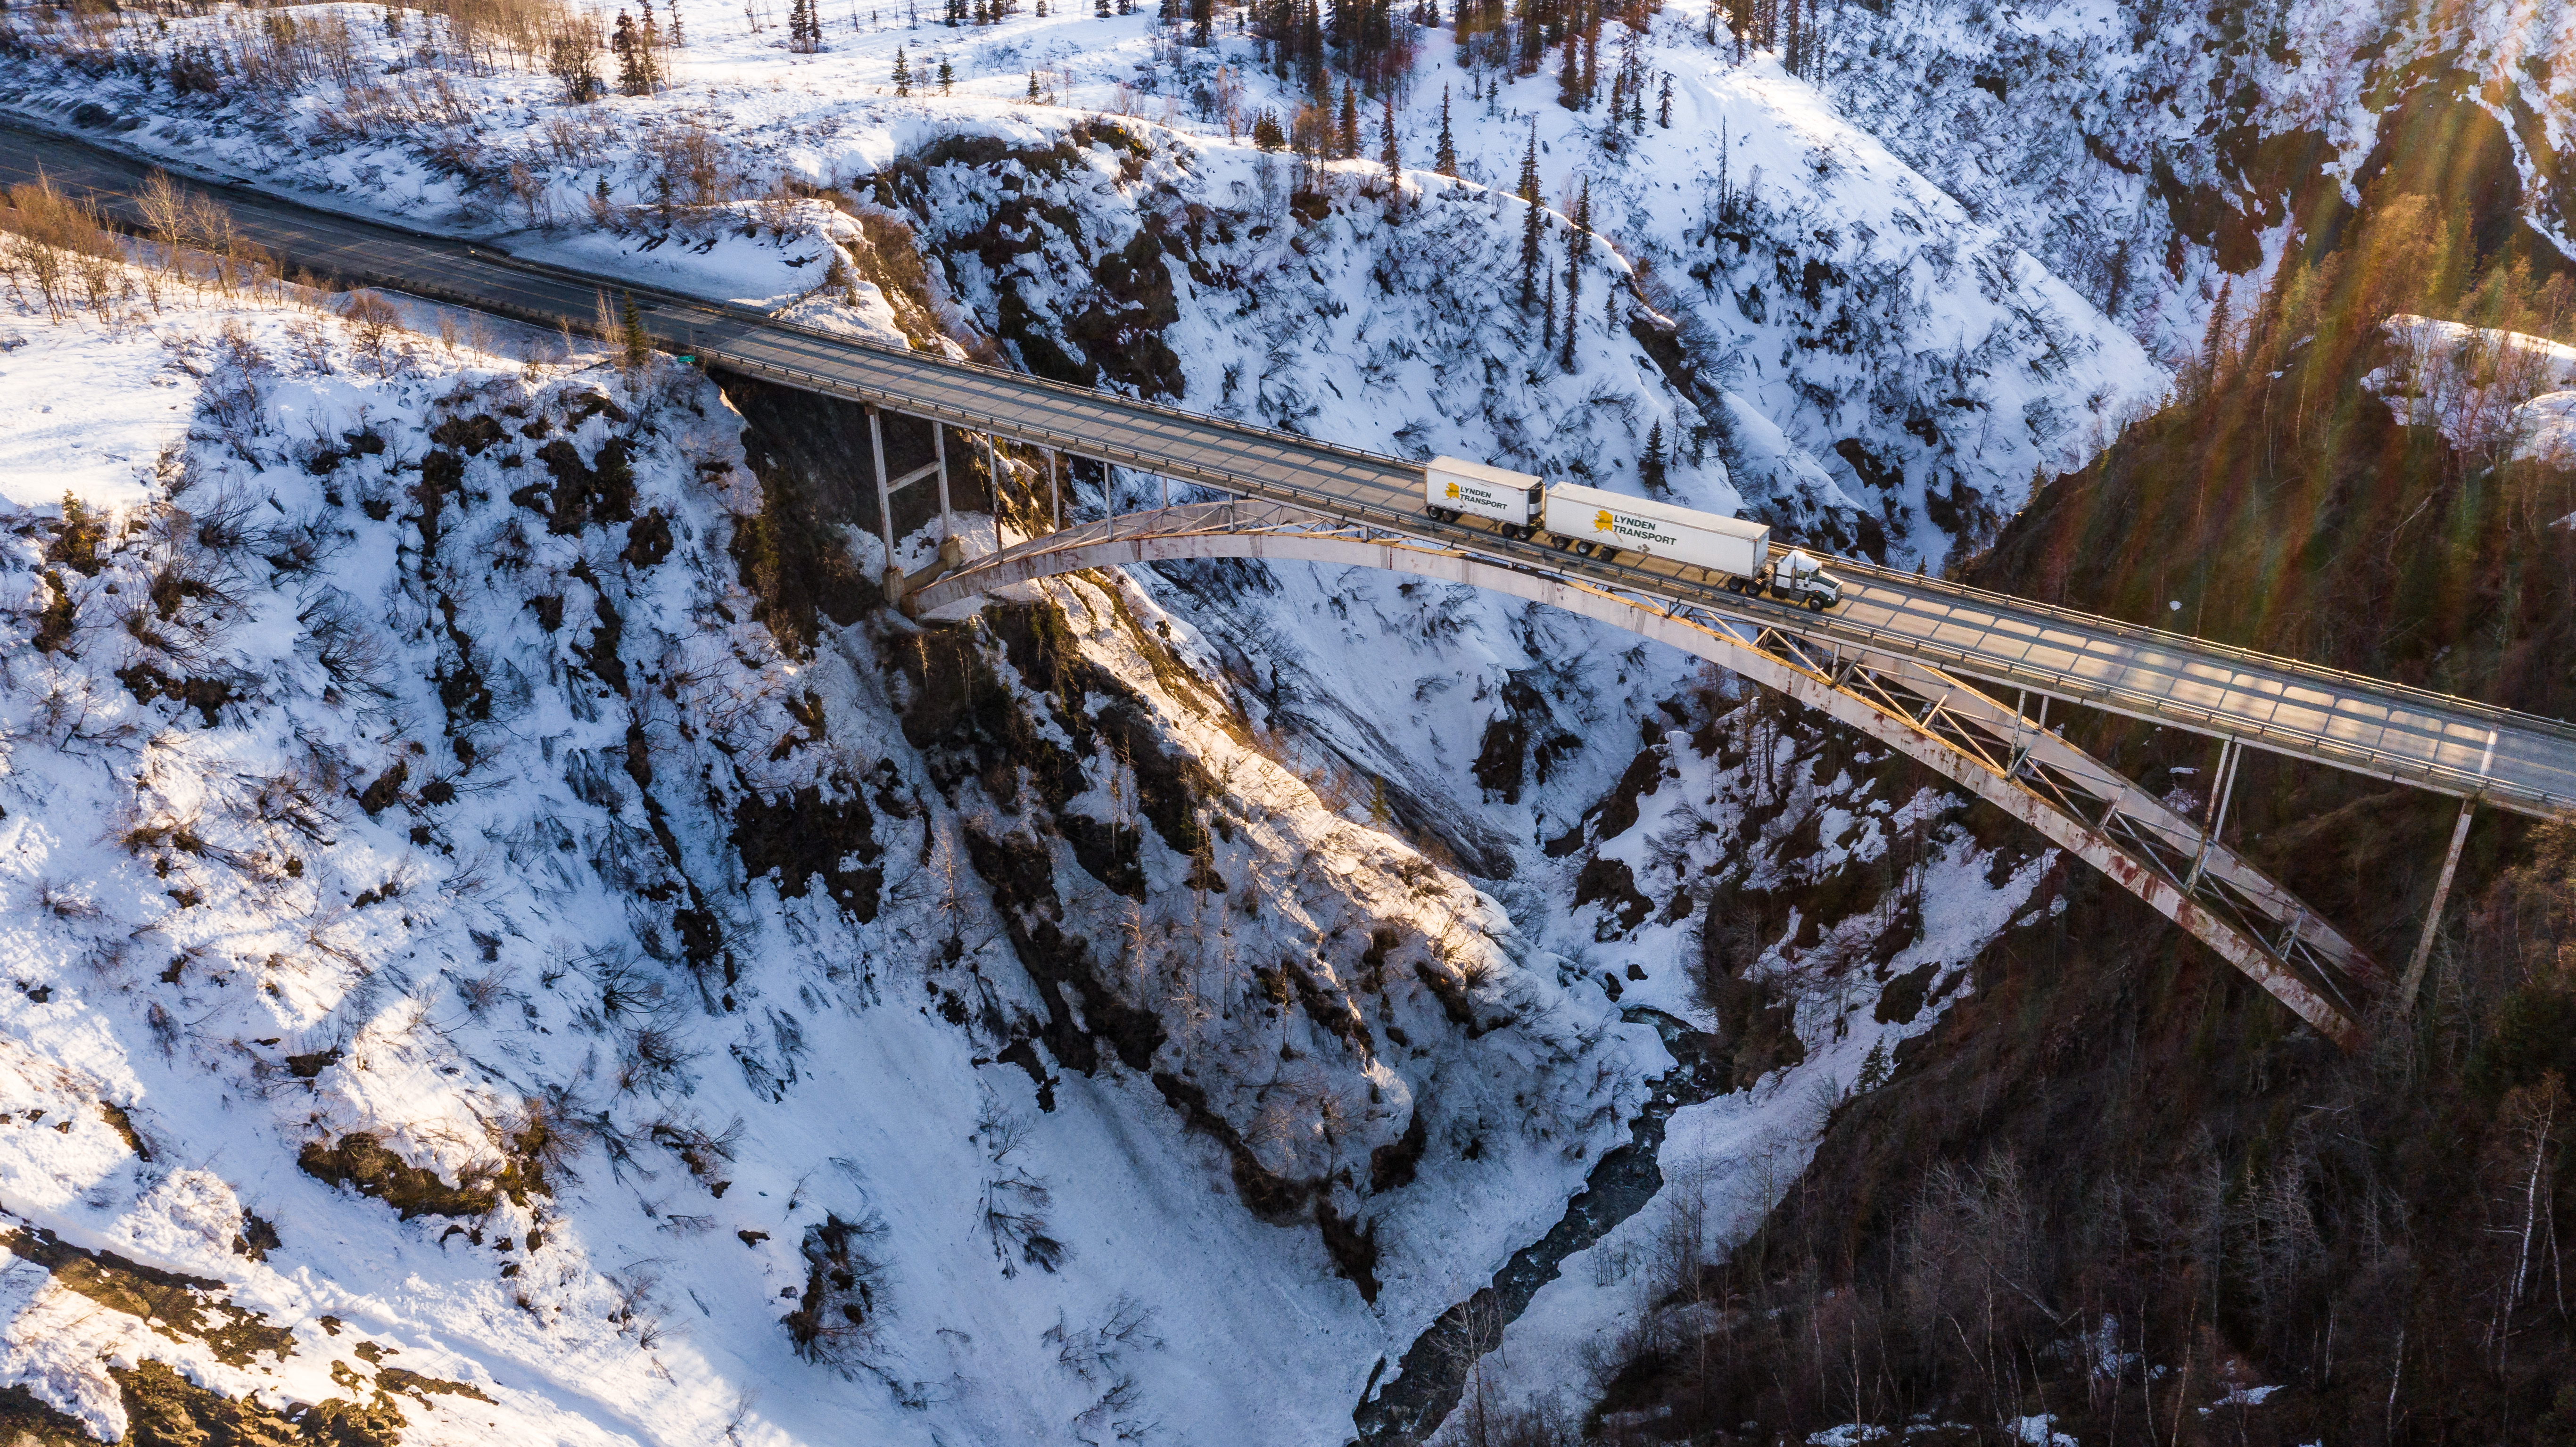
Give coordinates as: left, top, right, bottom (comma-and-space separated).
1420, 457, 1845, 611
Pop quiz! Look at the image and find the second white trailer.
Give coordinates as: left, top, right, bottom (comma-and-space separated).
1539, 483, 1771, 577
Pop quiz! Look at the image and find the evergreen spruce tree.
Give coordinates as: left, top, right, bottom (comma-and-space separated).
892, 43, 911, 92
1541, 269, 1556, 352
1640, 420, 1667, 492
1434, 85, 1457, 176
1657, 72, 1672, 127
1580, 17, 1598, 106
1555, 25, 1579, 108
1379, 92, 1400, 189
1566, 175, 1586, 368
619, 292, 652, 371
611, 11, 640, 94
1516, 125, 1542, 311
1337, 82, 1358, 159
636, 0, 662, 87
2198, 279, 2234, 399
938, 58, 953, 92
1560, 177, 1589, 370
1027, 68, 1040, 99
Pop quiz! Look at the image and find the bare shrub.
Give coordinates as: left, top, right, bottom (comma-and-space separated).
619, 1020, 694, 1093
974, 1089, 1063, 1275
0, 174, 119, 322
37, 879, 106, 921
297, 587, 395, 700
1043, 1293, 1161, 1381
648, 1111, 743, 1186
339, 291, 411, 378
455, 965, 516, 1019
783, 1211, 891, 1369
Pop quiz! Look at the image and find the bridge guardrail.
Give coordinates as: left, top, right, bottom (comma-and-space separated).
1825, 555, 2576, 746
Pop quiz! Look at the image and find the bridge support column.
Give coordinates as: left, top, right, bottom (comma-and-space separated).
2401, 800, 2476, 1013
2400, 728, 2498, 1013
1050, 450, 1061, 532
866, 405, 901, 605
983, 432, 1003, 542
2182, 737, 2239, 892
934, 425, 963, 571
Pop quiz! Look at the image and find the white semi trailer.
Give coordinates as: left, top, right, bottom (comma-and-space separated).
1417, 462, 1843, 609
1424, 456, 1544, 535
1542, 482, 1768, 572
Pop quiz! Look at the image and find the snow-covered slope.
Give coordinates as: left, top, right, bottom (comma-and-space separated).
1807, 0, 2576, 360
0, 5, 2131, 1440
0, 0, 2159, 559
0, 259, 1679, 1444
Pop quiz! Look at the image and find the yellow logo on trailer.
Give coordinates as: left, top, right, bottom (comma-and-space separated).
1593, 509, 1615, 534
1445, 481, 1461, 500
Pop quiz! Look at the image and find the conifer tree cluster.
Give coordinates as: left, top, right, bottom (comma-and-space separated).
940, 0, 1021, 24
786, 0, 824, 50
1250, 0, 1421, 95
1450, 0, 1661, 105
609, 5, 662, 94
1716, 0, 1821, 74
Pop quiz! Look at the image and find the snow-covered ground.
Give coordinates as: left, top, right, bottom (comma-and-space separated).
0, 6, 2114, 1441
0, 254, 1671, 1444
2370, 312, 2576, 465
1805, 0, 2576, 361
0, 0, 2161, 560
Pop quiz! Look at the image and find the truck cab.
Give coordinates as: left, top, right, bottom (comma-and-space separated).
1763, 549, 1844, 611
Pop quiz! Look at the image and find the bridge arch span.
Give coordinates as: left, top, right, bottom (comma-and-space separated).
913, 501, 2377, 1048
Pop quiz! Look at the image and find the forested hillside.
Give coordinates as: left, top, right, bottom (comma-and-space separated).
1574, 115, 2576, 1447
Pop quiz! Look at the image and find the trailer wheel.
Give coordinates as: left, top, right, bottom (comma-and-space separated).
1722, 577, 1743, 594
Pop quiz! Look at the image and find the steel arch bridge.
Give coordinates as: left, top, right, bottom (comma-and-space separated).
908, 498, 2524, 1050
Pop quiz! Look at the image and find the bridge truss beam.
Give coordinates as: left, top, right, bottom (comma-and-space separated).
913, 500, 2379, 1047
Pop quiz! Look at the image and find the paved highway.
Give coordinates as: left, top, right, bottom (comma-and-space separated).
8, 117, 2575, 820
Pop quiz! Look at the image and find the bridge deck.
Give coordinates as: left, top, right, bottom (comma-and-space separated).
9, 120, 2573, 818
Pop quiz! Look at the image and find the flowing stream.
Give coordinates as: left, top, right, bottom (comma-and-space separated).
1349, 1008, 1730, 1445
